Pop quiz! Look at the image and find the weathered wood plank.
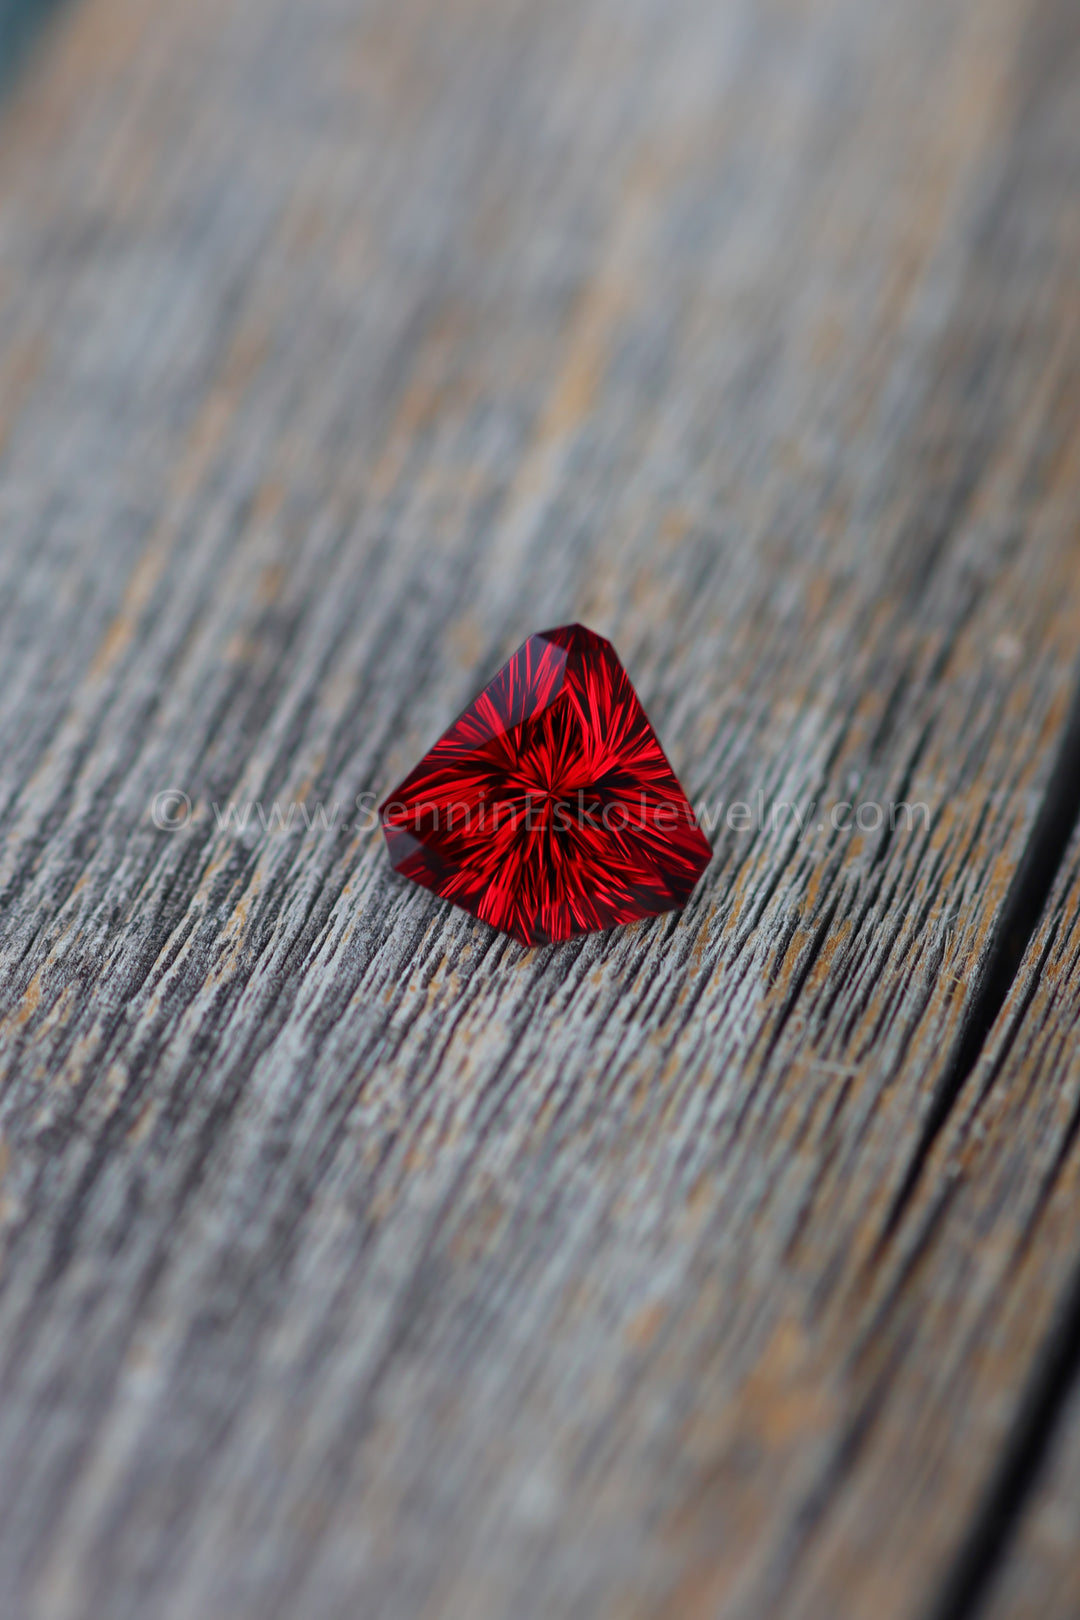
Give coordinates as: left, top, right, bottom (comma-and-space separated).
954, 827, 1080, 1620
0, 0, 1079, 1616
730, 807, 1080, 1620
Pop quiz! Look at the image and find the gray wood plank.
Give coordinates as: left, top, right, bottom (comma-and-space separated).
0, 0, 1078, 1616
739, 811, 1080, 1620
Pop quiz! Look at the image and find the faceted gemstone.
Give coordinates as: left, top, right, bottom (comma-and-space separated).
380, 624, 711, 946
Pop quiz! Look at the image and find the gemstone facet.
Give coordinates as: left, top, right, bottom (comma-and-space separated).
380, 624, 711, 946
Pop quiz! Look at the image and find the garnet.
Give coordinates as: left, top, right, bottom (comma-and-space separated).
380, 624, 711, 946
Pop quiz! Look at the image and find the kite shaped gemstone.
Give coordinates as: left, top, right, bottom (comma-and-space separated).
380, 624, 710, 946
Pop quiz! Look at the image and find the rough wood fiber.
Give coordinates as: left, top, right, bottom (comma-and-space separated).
0, 0, 1079, 1617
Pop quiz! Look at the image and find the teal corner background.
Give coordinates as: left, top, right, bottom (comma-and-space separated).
0, 0, 65, 89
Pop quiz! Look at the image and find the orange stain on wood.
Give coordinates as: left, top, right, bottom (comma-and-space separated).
626, 1300, 667, 1350
7, 970, 42, 1031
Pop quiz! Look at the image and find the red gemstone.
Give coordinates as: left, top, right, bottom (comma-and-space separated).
380, 624, 710, 946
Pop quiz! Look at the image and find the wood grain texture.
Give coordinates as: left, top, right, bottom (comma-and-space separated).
0, 0, 1079, 1616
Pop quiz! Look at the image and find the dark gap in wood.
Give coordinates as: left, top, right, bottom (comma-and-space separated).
880, 665, 1080, 1248
859, 670, 1080, 1617
928, 1253, 1080, 1620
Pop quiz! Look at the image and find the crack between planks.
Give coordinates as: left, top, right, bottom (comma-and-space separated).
881, 667, 1080, 1244
871, 666, 1080, 1620
927, 1251, 1080, 1620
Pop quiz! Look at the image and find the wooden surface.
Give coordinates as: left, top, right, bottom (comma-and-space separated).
1, 0, 1079, 1615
